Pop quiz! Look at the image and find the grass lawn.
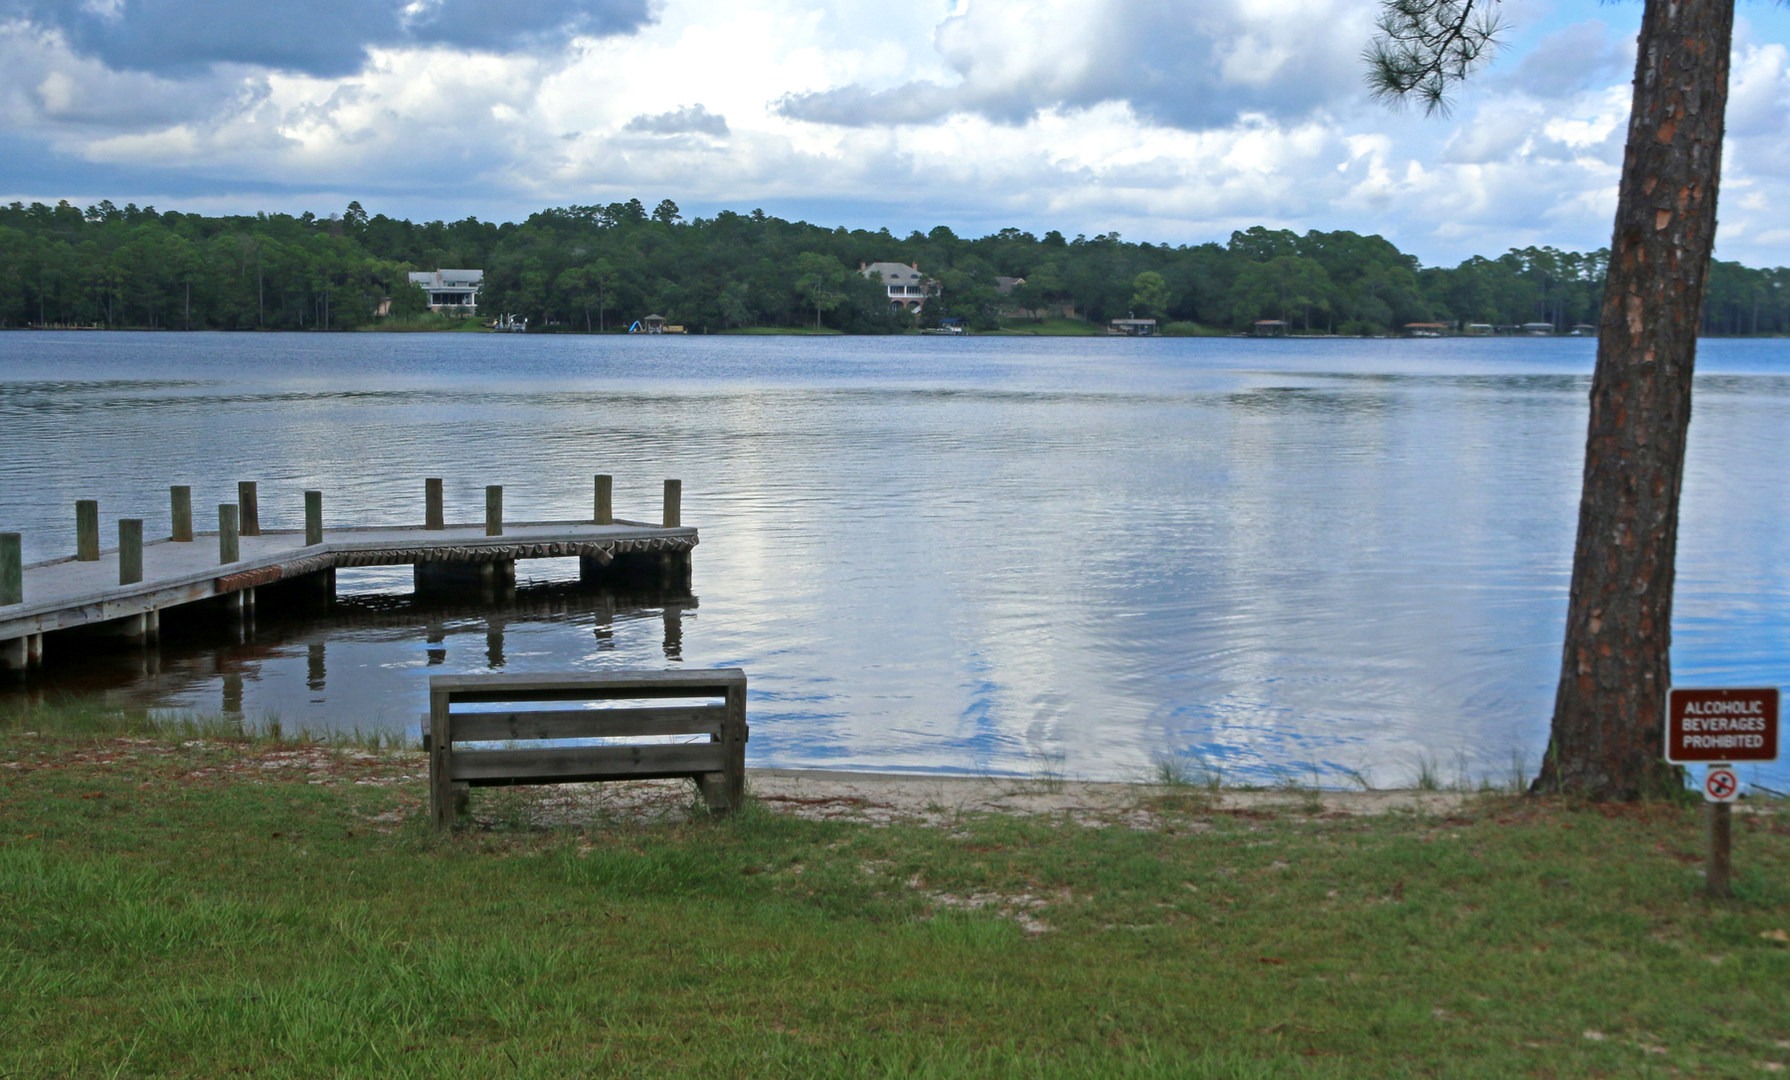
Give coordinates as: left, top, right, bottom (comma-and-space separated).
989, 318, 1107, 336
3, 706, 1787, 1076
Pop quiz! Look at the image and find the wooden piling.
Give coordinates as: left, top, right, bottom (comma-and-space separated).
119, 519, 144, 585
305, 491, 323, 546
595, 474, 613, 525
1, 532, 21, 606
218, 504, 240, 564
170, 486, 193, 542
486, 485, 503, 537
663, 479, 682, 528
237, 482, 260, 536
1708, 802, 1733, 900
76, 500, 100, 561
426, 478, 444, 530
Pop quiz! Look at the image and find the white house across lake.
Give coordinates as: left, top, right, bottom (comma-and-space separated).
408, 269, 483, 313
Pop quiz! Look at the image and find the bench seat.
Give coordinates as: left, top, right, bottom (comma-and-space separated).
428, 669, 747, 830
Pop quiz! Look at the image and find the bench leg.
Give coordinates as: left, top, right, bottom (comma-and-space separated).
694, 772, 732, 814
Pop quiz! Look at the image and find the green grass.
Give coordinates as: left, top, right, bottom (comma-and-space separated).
3, 706, 1788, 1076
989, 318, 1106, 336
360, 314, 489, 333
1160, 321, 1229, 337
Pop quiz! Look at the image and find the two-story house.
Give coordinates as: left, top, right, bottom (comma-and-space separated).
860, 261, 936, 314
408, 269, 483, 313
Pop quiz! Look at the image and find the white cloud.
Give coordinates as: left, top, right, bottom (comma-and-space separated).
0, 0, 1787, 268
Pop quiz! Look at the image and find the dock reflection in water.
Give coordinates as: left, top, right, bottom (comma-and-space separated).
11, 563, 695, 739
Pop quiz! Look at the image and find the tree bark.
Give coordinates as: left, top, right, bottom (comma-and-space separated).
1534, 0, 1732, 800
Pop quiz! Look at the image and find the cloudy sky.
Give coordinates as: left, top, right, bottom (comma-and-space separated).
1, 0, 1786, 267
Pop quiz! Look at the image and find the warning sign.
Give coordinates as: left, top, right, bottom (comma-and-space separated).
1703, 767, 1740, 803
1666, 688, 1779, 763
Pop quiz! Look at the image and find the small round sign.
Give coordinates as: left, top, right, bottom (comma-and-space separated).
1704, 766, 1740, 803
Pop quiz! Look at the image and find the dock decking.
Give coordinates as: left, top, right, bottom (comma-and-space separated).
0, 476, 697, 671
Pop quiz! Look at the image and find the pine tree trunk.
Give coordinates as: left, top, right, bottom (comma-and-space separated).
1534, 0, 1732, 800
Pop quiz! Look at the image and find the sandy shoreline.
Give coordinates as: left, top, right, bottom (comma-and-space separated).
464, 764, 1481, 830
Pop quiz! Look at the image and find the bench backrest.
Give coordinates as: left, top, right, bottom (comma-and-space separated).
428, 669, 747, 829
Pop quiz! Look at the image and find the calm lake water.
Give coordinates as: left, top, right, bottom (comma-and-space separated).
2, 331, 1786, 790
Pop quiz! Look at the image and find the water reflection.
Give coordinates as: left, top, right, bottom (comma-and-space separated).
1, 332, 1785, 789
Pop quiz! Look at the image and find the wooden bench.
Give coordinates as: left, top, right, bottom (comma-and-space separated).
427, 669, 747, 831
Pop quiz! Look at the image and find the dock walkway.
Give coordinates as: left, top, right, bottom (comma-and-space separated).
0, 476, 697, 671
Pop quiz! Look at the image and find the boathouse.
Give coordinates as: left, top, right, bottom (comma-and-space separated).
1107, 318, 1158, 336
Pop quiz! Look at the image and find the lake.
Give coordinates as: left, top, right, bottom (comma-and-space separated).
1, 330, 1785, 790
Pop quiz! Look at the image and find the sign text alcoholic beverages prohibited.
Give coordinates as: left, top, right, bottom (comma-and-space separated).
1666, 687, 1778, 898
1665, 687, 1779, 763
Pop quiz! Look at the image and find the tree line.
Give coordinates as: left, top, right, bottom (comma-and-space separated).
1, 197, 1784, 335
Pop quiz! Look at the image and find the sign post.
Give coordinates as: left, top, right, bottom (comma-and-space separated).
1666, 687, 1779, 899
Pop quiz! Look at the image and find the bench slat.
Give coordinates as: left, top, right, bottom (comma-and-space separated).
449, 742, 726, 783
449, 705, 725, 742
431, 669, 744, 701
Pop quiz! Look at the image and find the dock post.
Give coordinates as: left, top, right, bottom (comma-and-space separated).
119, 519, 144, 585
76, 500, 100, 561
304, 491, 323, 546
486, 485, 503, 536
238, 480, 259, 537
219, 504, 240, 564
237, 482, 260, 536
1, 532, 20, 606
426, 478, 444, 530
595, 474, 613, 525
663, 479, 681, 528
170, 486, 193, 542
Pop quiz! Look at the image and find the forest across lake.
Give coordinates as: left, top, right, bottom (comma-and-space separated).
3, 198, 1787, 337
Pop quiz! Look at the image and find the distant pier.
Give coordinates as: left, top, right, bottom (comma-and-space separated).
0, 475, 696, 672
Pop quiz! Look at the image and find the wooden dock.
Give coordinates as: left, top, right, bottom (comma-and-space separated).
0, 476, 696, 672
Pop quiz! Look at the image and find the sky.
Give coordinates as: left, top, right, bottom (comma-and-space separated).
1, 0, 1787, 269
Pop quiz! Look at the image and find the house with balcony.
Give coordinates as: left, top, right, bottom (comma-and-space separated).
408, 269, 483, 313
860, 261, 936, 314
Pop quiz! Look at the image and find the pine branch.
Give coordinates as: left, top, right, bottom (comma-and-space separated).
1364, 0, 1505, 115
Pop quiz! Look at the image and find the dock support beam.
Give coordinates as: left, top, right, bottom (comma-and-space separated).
103, 609, 158, 643
170, 486, 193, 542
76, 500, 99, 561
579, 548, 613, 584
414, 560, 516, 593
0, 631, 45, 670
1, 532, 21, 606
426, 478, 444, 530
